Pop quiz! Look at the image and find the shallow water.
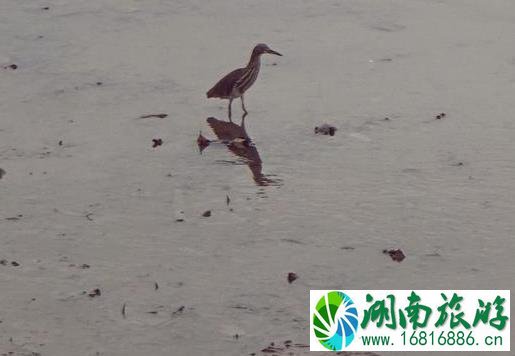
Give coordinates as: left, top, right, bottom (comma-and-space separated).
1, 0, 514, 355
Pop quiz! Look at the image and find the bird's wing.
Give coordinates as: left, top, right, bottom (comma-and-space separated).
206, 68, 246, 98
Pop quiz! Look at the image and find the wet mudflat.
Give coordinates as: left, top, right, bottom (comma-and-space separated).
1, 0, 515, 355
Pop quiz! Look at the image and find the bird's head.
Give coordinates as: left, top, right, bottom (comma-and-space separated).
253, 43, 282, 56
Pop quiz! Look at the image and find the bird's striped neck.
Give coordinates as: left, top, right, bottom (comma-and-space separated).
247, 51, 262, 69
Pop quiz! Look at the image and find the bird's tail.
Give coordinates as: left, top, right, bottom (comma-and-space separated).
206, 87, 215, 98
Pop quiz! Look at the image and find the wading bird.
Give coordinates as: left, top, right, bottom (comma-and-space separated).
206, 44, 282, 119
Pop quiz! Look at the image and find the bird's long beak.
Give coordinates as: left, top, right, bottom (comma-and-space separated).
266, 48, 282, 56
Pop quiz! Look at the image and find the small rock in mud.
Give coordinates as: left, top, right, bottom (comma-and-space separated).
0, 259, 8, 265
314, 124, 337, 136
202, 210, 211, 217
435, 112, 446, 120
0, 168, 5, 179
11, 261, 20, 267
42, 6, 50, 10
152, 138, 163, 148
96, 82, 103, 86
383, 248, 406, 262
261, 343, 283, 353
3, 64, 17, 70
287, 272, 298, 284
175, 218, 184, 222
172, 305, 185, 315
140, 113, 167, 119
197, 131, 211, 152
88, 288, 101, 297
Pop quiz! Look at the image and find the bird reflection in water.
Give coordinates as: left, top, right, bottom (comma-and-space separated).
197, 114, 279, 186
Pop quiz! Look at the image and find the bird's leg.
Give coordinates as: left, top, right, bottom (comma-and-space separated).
228, 98, 233, 122
241, 95, 248, 115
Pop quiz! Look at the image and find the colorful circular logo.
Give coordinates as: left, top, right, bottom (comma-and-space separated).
312, 291, 359, 351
